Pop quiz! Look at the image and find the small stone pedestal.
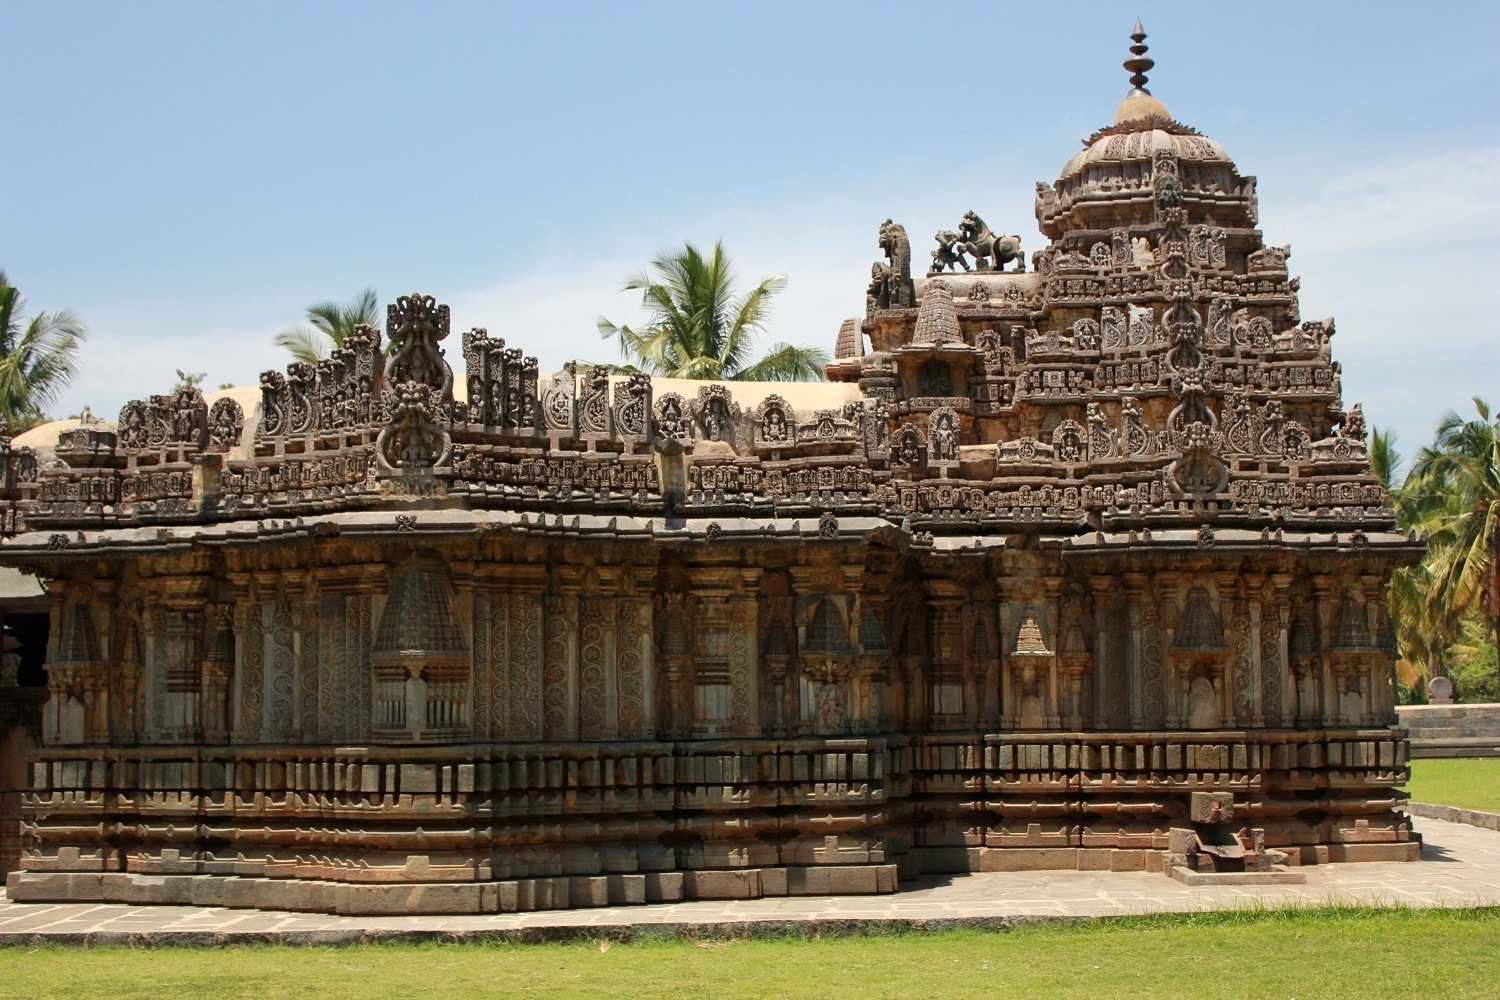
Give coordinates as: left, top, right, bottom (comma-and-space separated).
1164, 792, 1306, 886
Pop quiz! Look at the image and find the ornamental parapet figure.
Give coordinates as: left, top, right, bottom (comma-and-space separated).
0, 24, 1422, 917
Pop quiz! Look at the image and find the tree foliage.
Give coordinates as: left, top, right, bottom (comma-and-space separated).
274, 289, 381, 364
1378, 398, 1499, 699
598, 242, 828, 382
0, 271, 88, 431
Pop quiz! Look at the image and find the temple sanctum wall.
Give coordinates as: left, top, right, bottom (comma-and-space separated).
0, 29, 1423, 914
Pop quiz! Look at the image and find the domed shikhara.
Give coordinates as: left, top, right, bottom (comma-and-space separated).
0, 23, 1422, 917
1041, 26, 1254, 239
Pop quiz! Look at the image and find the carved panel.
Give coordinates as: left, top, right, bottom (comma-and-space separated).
266, 602, 295, 743
616, 598, 648, 739
579, 598, 609, 741
1139, 599, 1164, 728
236, 603, 264, 742
471, 591, 492, 740
1260, 604, 1284, 727
509, 593, 543, 742
1229, 599, 1254, 724
543, 594, 575, 740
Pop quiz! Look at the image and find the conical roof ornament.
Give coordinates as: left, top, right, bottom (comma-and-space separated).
1125, 19, 1153, 95
913, 281, 961, 345
1113, 19, 1171, 125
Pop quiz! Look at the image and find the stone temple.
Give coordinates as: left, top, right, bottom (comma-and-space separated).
0, 27, 1422, 913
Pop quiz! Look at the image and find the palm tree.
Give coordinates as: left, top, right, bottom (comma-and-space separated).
273, 289, 381, 364
1373, 429, 1453, 687
1412, 398, 1499, 650
598, 242, 828, 382
0, 271, 88, 430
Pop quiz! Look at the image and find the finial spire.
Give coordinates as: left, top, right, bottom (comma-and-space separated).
1124, 19, 1154, 95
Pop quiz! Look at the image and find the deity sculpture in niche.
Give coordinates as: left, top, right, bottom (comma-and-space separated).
754, 394, 794, 450
928, 408, 959, 465
653, 393, 691, 453
386, 294, 454, 398
377, 382, 451, 473
694, 385, 734, 442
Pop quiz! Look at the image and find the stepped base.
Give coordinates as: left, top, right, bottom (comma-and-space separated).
7, 864, 899, 916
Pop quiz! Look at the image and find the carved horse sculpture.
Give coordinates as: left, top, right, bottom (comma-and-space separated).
959, 211, 1025, 272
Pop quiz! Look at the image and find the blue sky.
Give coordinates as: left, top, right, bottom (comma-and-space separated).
3, 0, 1498, 462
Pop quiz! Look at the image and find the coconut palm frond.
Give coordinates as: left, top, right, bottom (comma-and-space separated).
0, 274, 88, 423
273, 324, 332, 364
601, 242, 812, 382
275, 290, 381, 362
735, 342, 830, 383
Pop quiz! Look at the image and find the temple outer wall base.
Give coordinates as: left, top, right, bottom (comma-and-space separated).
6, 864, 900, 916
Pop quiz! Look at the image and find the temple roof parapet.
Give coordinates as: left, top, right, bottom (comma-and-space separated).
0, 23, 1394, 561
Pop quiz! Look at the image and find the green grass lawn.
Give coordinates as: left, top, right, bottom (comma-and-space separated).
2, 908, 1497, 1000
1402, 757, 1500, 813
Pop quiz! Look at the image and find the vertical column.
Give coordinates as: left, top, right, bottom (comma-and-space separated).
470, 588, 492, 741
345, 592, 373, 742
543, 580, 580, 742
297, 591, 320, 743
1242, 573, 1266, 728
925, 580, 966, 730
114, 597, 145, 746
578, 576, 616, 742
617, 565, 657, 740
40, 580, 67, 745
974, 594, 1001, 730
314, 597, 340, 742
1220, 570, 1253, 727
1122, 573, 1146, 730
996, 577, 1017, 730
1088, 576, 1121, 730
264, 586, 296, 743
1364, 572, 1395, 724
1312, 575, 1338, 726
203, 603, 234, 744
728, 568, 761, 737
90, 582, 118, 745
1042, 575, 1064, 730
489, 590, 511, 741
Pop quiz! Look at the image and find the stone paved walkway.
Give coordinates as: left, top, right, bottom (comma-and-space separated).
2, 817, 1496, 944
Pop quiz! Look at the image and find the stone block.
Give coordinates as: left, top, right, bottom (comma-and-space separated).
825, 866, 879, 895
685, 869, 761, 900
759, 866, 788, 896
785, 866, 829, 895
339, 882, 486, 916
1327, 842, 1421, 863
6, 870, 103, 902
400, 763, 437, 794
644, 871, 684, 902
1167, 827, 1198, 855
978, 848, 1079, 872
1190, 791, 1234, 824
569, 875, 609, 908
606, 873, 646, 905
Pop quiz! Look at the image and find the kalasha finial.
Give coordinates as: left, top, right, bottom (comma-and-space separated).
1124, 18, 1154, 95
